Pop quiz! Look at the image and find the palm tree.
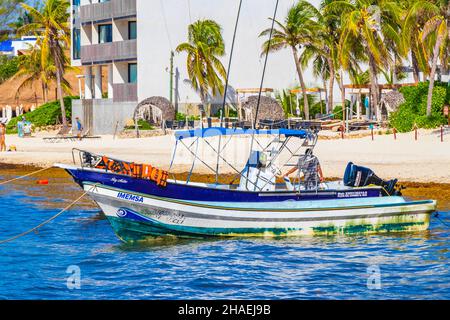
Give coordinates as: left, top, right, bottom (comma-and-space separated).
260, 1, 319, 120
348, 67, 370, 118
13, 43, 51, 103
18, 0, 70, 128
176, 19, 227, 116
400, 0, 439, 83
13, 42, 73, 104
421, 15, 448, 116
326, 0, 403, 122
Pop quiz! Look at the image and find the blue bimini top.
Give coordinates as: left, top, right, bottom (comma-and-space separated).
174, 127, 308, 140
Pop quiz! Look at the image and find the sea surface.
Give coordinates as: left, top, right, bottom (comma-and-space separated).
0, 169, 449, 300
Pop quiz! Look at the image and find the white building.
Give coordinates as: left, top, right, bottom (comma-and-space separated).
0, 36, 38, 56
71, 0, 318, 134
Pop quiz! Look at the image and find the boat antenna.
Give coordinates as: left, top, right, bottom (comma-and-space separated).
253, 0, 280, 129
221, 0, 243, 124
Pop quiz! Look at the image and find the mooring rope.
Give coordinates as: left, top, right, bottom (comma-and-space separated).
433, 212, 450, 228
0, 185, 95, 246
0, 167, 52, 186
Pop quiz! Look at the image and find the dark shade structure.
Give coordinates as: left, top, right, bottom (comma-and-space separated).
241, 95, 285, 122
134, 96, 175, 125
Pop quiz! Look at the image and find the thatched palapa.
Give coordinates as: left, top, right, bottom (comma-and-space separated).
241, 95, 285, 121
134, 96, 175, 125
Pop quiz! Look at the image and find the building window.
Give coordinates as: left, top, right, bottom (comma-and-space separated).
73, 0, 80, 6
98, 24, 112, 44
73, 28, 81, 60
128, 21, 137, 40
128, 63, 137, 83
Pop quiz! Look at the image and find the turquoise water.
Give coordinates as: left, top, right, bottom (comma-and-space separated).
0, 172, 449, 299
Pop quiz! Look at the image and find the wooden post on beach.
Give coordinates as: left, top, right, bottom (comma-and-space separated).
414, 125, 418, 141
341, 124, 344, 139
393, 127, 397, 140
441, 126, 444, 142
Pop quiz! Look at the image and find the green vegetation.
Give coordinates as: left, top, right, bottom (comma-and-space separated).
176, 112, 200, 121
176, 19, 226, 116
137, 119, 154, 131
389, 82, 449, 132
6, 96, 76, 134
257, 0, 450, 128
260, 0, 319, 119
18, 0, 71, 128
0, 55, 19, 83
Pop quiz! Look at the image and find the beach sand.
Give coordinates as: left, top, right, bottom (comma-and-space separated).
0, 128, 449, 183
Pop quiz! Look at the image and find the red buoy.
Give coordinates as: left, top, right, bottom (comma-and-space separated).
37, 180, 49, 185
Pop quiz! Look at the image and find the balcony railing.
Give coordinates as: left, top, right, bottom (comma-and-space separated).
80, 0, 136, 23
80, 39, 137, 64
113, 83, 138, 102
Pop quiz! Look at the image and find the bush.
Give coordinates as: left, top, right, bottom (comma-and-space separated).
137, 119, 154, 130
418, 86, 447, 115
176, 112, 200, 121
310, 101, 326, 118
0, 55, 19, 83
414, 114, 446, 129
332, 106, 343, 120
6, 96, 76, 133
389, 104, 417, 132
390, 82, 449, 132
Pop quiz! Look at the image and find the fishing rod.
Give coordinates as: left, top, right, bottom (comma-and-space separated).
253, 0, 280, 128
245, 0, 280, 189
220, 0, 243, 124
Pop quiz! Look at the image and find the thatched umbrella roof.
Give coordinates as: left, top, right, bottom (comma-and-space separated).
380, 90, 405, 113
134, 96, 175, 122
241, 95, 285, 121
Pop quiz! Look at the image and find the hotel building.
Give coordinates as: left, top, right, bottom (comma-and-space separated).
70, 0, 320, 134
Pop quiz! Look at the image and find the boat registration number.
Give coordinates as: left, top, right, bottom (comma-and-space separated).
154, 209, 186, 225
337, 191, 368, 198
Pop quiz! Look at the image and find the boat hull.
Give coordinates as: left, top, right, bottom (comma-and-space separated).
83, 183, 436, 242
64, 167, 383, 202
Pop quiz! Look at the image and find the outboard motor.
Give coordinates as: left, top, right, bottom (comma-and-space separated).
343, 162, 399, 196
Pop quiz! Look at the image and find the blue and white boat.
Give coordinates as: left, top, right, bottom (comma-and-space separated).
57, 127, 437, 242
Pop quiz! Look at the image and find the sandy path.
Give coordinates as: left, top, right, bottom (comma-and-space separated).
0, 128, 449, 183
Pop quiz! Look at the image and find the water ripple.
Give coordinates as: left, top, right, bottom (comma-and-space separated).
0, 179, 449, 299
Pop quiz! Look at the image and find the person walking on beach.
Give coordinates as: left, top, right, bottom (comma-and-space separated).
17, 117, 24, 138
0, 122, 6, 152
282, 148, 324, 190
75, 117, 84, 139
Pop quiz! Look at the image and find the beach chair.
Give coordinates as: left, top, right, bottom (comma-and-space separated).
43, 127, 101, 143
43, 126, 73, 143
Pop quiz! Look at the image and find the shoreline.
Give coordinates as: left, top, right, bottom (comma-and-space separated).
1, 164, 449, 210
2, 161, 450, 189
0, 128, 449, 184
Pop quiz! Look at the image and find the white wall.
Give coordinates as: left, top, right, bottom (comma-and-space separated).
137, 0, 326, 104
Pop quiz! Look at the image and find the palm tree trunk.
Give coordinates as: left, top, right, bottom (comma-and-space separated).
339, 69, 346, 124
426, 36, 443, 117
368, 54, 379, 121
292, 47, 309, 120
41, 82, 46, 104
411, 50, 420, 83
55, 68, 67, 127
327, 57, 335, 114
50, 42, 67, 128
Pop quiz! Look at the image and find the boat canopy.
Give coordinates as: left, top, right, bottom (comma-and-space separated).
175, 127, 308, 140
